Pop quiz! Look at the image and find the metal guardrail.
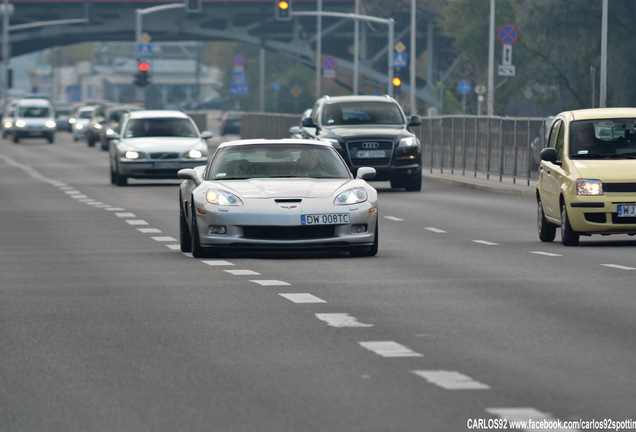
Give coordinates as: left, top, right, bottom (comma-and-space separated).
240, 113, 550, 186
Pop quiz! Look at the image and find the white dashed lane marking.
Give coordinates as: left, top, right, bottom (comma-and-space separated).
151, 236, 177, 242
202, 260, 234, 266
125, 220, 149, 226
251, 280, 290, 286
225, 269, 261, 276
359, 341, 423, 357
601, 264, 636, 270
115, 212, 136, 218
473, 240, 499, 246
279, 293, 326, 303
384, 216, 404, 221
315, 313, 374, 327
424, 227, 447, 233
411, 370, 490, 390
138, 228, 162, 233
165, 245, 181, 250
531, 251, 562, 257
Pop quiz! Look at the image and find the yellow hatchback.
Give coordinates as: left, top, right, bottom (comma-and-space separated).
537, 108, 636, 246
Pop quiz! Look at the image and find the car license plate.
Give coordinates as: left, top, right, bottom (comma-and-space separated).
617, 205, 636, 217
301, 213, 350, 225
356, 150, 386, 158
153, 162, 180, 169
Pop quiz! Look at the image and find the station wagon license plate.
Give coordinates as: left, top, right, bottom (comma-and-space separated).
356, 150, 386, 158
617, 205, 636, 217
153, 162, 180, 169
301, 213, 350, 225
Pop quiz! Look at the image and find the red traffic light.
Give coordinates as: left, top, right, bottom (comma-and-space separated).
138, 61, 150, 72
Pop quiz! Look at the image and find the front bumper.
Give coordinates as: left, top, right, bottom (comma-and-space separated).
195, 200, 378, 250
567, 193, 636, 234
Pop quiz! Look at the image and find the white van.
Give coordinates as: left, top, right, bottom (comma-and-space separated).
11, 98, 56, 144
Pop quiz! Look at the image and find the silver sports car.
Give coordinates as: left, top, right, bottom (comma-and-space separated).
177, 139, 379, 257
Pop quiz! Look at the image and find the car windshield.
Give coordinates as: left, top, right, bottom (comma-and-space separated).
124, 118, 198, 138
18, 107, 50, 118
79, 110, 94, 119
570, 119, 636, 159
323, 101, 405, 126
207, 144, 351, 180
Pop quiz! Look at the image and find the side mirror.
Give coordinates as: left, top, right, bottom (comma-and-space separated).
289, 125, 302, 136
302, 117, 318, 129
408, 115, 422, 127
201, 131, 214, 140
540, 148, 558, 163
106, 133, 120, 140
355, 167, 376, 180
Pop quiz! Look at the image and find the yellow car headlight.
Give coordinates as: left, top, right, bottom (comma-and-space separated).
576, 179, 603, 196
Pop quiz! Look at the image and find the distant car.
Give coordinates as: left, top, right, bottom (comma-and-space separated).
109, 110, 213, 186
71, 106, 96, 142
99, 104, 144, 151
289, 108, 312, 138
54, 105, 73, 131
537, 108, 636, 246
301, 95, 423, 191
86, 104, 110, 147
11, 98, 56, 144
177, 138, 379, 258
1, 105, 15, 139
219, 111, 242, 135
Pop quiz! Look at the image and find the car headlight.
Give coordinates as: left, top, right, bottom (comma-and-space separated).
3, 121, 12, 128
186, 149, 205, 159
334, 187, 368, 205
398, 136, 419, 147
576, 179, 603, 196
322, 138, 343, 150
75, 123, 84, 130
15, 120, 26, 128
124, 150, 141, 160
206, 189, 243, 206
45, 120, 56, 129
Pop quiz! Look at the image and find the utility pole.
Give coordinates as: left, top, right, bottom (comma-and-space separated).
487, 0, 495, 116
599, 0, 608, 107
409, 0, 416, 114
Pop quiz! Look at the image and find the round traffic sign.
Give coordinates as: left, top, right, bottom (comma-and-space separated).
322, 55, 337, 70
498, 24, 518, 44
233, 54, 245, 66
457, 80, 471, 95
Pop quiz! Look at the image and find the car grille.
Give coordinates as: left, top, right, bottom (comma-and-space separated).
604, 183, 636, 192
150, 152, 180, 159
242, 225, 335, 240
346, 139, 394, 167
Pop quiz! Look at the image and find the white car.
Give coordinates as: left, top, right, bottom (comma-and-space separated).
71, 106, 96, 142
109, 110, 212, 186
177, 139, 379, 258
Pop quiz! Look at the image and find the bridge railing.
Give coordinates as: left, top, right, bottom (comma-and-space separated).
240, 113, 550, 185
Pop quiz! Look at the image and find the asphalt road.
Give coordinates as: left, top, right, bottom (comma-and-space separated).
1, 131, 635, 432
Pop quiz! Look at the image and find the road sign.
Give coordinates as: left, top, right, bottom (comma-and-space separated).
230, 70, 248, 95
394, 41, 406, 53
233, 54, 245, 66
498, 65, 516, 77
323, 69, 336, 82
502, 44, 512, 66
457, 80, 472, 95
137, 43, 152, 58
498, 24, 518, 44
474, 84, 486, 95
322, 55, 337, 70
140, 32, 151, 43
393, 53, 408, 69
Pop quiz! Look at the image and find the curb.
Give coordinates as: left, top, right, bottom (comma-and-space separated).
422, 173, 536, 198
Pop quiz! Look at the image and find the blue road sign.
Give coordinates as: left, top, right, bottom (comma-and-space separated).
230, 70, 248, 95
498, 24, 518, 44
137, 43, 152, 58
393, 53, 408, 69
457, 80, 472, 95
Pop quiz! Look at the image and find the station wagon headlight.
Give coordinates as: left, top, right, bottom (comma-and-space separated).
15, 120, 26, 128
186, 149, 204, 159
577, 179, 603, 196
334, 187, 368, 205
206, 189, 243, 206
45, 120, 56, 129
124, 150, 141, 160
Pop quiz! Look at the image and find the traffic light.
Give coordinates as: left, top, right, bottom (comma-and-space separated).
134, 61, 151, 87
391, 76, 402, 87
185, 0, 201, 13
275, 0, 291, 21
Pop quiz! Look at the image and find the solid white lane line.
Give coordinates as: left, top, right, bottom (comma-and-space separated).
424, 227, 447, 233
384, 216, 404, 221
225, 269, 261, 276
151, 236, 177, 242
411, 370, 490, 390
251, 280, 290, 286
531, 251, 562, 257
473, 240, 499, 246
601, 264, 636, 270
115, 212, 136, 218
125, 220, 148, 226
359, 341, 423, 357
138, 228, 162, 233
202, 260, 234, 266
279, 293, 326, 303
486, 408, 580, 432
315, 313, 373, 327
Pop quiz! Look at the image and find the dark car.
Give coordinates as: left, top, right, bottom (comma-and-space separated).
301, 95, 422, 191
86, 103, 110, 147
219, 111, 242, 135
99, 104, 143, 151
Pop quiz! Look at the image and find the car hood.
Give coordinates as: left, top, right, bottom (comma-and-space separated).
572, 159, 636, 181
325, 125, 406, 139
213, 178, 355, 199
119, 137, 205, 151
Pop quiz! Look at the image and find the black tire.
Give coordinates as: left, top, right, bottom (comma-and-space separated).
180, 199, 192, 253
190, 204, 208, 258
13, 134, 19, 144
114, 164, 128, 186
349, 222, 378, 257
109, 163, 116, 185
47, 135, 54, 144
405, 173, 422, 192
561, 202, 580, 246
537, 199, 556, 242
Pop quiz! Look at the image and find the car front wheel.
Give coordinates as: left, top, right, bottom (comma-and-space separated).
561, 202, 580, 246
537, 199, 556, 242
349, 223, 378, 257
180, 199, 192, 253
